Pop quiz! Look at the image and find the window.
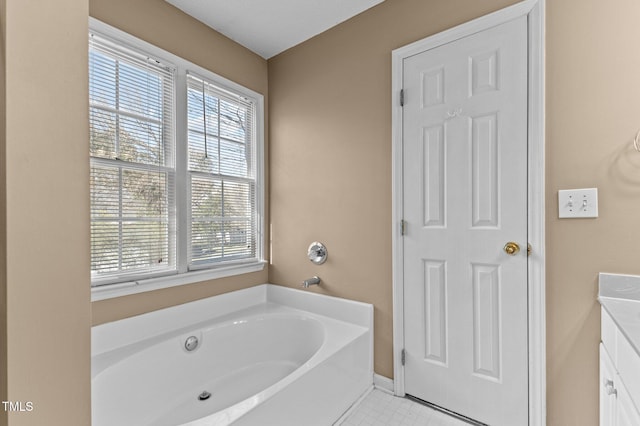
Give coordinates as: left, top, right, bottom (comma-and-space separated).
186, 74, 258, 267
89, 21, 264, 294
89, 32, 176, 283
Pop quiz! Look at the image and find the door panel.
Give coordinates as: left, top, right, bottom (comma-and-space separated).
402, 16, 528, 426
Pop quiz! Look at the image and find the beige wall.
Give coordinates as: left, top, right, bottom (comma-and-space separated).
269, 0, 640, 424
268, 0, 518, 382
3, 0, 91, 425
89, 0, 268, 98
545, 0, 640, 424
0, 0, 7, 424
89, 0, 270, 326
0, 1, 269, 424
2, 0, 640, 424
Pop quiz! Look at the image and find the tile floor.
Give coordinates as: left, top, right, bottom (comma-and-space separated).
336, 388, 471, 426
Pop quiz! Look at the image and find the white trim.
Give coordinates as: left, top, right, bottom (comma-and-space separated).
373, 374, 394, 394
91, 260, 266, 302
88, 18, 266, 297
88, 18, 265, 105
526, 1, 546, 424
391, 1, 545, 425
391, 20, 406, 397
391, 0, 539, 59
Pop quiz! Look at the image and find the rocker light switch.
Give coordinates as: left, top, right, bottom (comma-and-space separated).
558, 188, 598, 218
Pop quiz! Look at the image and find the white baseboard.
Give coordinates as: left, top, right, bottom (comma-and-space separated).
373, 374, 394, 394
334, 375, 396, 425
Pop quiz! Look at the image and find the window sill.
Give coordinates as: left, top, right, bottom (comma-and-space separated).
91, 260, 267, 302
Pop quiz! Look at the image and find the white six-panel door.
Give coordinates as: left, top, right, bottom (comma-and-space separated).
402, 16, 528, 426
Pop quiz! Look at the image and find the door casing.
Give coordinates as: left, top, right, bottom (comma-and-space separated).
391, 1, 546, 425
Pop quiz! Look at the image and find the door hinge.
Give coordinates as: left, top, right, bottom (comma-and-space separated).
400, 220, 407, 236
401, 348, 406, 366
400, 89, 405, 107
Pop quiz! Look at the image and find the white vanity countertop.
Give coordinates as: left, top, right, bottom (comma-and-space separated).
599, 273, 640, 357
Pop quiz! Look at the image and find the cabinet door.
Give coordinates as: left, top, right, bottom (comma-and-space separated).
616, 378, 640, 426
600, 344, 617, 426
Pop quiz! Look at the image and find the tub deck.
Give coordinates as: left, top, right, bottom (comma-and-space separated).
92, 284, 373, 426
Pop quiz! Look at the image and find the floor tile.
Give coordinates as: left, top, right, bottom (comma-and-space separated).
336, 389, 470, 426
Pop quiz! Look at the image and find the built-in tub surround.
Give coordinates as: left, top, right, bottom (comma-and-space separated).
92, 284, 373, 426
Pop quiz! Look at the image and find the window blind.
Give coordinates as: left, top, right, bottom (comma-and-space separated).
186, 73, 257, 267
89, 32, 176, 284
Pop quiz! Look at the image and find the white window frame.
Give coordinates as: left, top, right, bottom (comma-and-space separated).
90, 18, 265, 302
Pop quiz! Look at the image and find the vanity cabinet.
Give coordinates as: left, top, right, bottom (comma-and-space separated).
600, 344, 616, 425
600, 308, 640, 426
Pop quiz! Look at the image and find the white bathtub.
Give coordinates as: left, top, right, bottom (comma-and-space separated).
92, 284, 373, 426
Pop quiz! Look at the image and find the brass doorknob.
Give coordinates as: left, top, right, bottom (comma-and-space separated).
503, 242, 520, 255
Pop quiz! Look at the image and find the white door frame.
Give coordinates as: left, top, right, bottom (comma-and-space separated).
391, 1, 546, 425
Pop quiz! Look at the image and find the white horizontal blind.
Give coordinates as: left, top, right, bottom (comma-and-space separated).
89, 32, 176, 285
186, 74, 257, 267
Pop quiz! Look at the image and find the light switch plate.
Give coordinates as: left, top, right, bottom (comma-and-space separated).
558, 188, 598, 218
